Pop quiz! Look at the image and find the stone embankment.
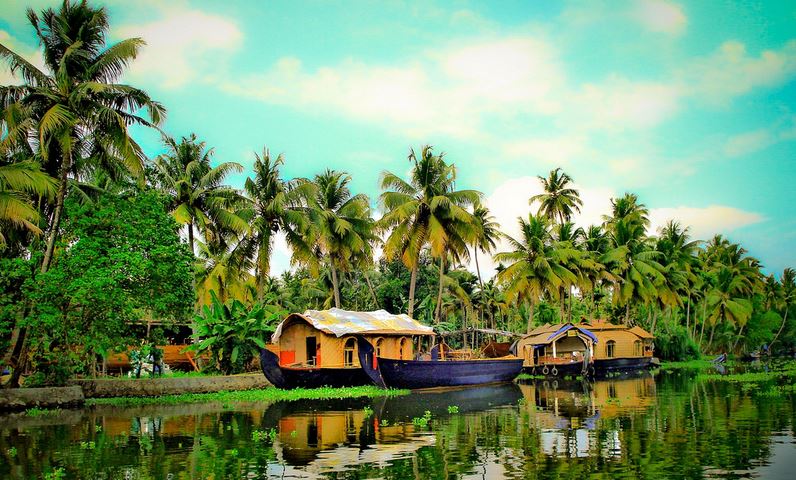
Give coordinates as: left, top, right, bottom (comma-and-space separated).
0, 374, 270, 411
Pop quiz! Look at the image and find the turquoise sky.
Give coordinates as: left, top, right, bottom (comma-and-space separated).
2, 0, 795, 276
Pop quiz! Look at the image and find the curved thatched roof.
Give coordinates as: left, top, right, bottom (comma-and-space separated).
271, 308, 434, 343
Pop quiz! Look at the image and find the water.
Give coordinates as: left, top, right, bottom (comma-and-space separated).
1, 369, 794, 479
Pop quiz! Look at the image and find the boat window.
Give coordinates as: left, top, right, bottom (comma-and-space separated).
399, 337, 408, 360
344, 337, 356, 367
634, 340, 642, 356
375, 337, 384, 357
606, 340, 616, 358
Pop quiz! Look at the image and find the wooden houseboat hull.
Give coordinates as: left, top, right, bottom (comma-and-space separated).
260, 348, 371, 389
357, 338, 523, 389
592, 356, 656, 373
523, 360, 592, 377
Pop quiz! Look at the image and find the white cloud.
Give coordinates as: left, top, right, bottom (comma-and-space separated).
649, 205, 764, 240
220, 36, 564, 138
687, 40, 796, 105
503, 136, 588, 166
724, 129, 774, 157
115, 8, 242, 89
567, 76, 683, 131
633, 0, 687, 35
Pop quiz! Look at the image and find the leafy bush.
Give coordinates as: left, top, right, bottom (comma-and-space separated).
189, 292, 285, 374
654, 324, 701, 361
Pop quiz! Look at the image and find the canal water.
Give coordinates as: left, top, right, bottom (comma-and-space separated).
1, 368, 794, 479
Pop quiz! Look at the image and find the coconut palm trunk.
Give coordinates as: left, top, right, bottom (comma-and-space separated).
364, 271, 379, 308
7, 149, 72, 388
330, 259, 342, 308
770, 308, 789, 351
527, 301, 536, 334
408, 265, 418, 318
434, 256, 445, 324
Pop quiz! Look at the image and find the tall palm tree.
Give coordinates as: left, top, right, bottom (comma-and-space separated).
530, 168, 583, 224
494, 214, 577, 333
306, 169, 375, 308
770, 268, 795, 350
581, 225, 612, 321
152, 134, 248, 254
601, 193, 664, 324
242, 148, 314, 299
1, 0, 164, 387
379, 145, 480, 318
471, 203, 501, 291
194, 232, 254, 306
0, 0, 165, 272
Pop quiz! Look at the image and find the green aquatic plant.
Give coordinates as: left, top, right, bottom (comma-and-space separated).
79, 441, 95, 450
447, 405, 459, 414
86, 385, 409, 407
380, 419, 389, 427
25, 407, 61, 417
252, 428, 277, 443
363, 405, 374, 417
7, 447, 17, 457
44, 468, 65, 480
412, 410, 433, 428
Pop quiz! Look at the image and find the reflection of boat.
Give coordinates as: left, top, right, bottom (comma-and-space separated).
260, 309, 434, 389
518, 374, 656, 458
513, 323, 598, 376
357, 337, 523, 389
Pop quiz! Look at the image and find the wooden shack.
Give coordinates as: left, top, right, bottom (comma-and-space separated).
270, 309, 434, 369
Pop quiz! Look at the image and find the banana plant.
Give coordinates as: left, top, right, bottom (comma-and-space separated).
189, 291, 285, 374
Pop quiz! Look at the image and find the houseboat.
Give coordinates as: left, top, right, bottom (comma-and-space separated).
578, 320, 656, 372
259, 309, 434, 389
357, 337, 524, 390
513, 323, 599, 376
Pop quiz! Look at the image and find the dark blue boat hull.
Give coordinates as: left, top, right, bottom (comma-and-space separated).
259, 348, 371, 389
592, 356, 655, 373
357, 337, 523, 389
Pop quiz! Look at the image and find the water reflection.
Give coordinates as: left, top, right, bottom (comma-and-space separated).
1, 372, 795, 479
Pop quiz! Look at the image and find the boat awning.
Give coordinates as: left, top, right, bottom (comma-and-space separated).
547, 324, 598, 344
271, 308, 435, 343
520, 323, 598, 346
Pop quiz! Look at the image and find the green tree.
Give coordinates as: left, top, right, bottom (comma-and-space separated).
529, 168, 583, 224
601, 193, 664, 324
1, 0, 165, 385
242, 148, 314, 299
379, 146, 480, 319
305, 169, 375, 308
768, 268, 794, 351
22, 190, 194, 384
152, 134, 247, 254
494, 214, 577, 333
190, 291, 285, 375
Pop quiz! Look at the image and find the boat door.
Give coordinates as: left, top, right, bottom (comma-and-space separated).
306, 336, 318, 366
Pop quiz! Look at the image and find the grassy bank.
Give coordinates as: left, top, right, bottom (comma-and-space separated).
85, 385, 409, 407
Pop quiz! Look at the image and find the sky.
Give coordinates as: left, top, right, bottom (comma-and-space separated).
2, 0, 795, 278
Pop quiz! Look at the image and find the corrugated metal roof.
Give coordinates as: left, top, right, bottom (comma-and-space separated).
271, 308, 435, 343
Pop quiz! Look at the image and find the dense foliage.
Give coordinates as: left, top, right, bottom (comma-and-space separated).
2, 0, 795, 385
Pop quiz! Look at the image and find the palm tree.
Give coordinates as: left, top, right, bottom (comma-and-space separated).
152, 134, 248, 254
379, 145, 480, 318
530, 168, 583, 224
242, 148, 314, 299
195, 233, 254, 306
494, 214, 577, 333
0, 160, 57, 247
601, 193, 664, 324
1, 0, 164, 387
306, 169, 375, 308
471, 203, 501, 290
654, 221, 700, 334
770, 268, 795, 350
0, 0, 165, 272
581, 225, 612, 321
